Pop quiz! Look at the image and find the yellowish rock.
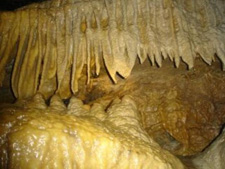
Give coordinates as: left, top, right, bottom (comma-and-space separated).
0, 96, 184, 169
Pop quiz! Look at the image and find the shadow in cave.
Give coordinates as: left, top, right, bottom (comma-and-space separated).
0, 0, 46, 11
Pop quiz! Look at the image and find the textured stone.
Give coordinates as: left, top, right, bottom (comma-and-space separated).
193, 128, 225, 169
85, 59, 225, 156
0, 96, 184, 169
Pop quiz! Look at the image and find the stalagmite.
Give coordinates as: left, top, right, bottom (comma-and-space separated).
68, 96, 90, 115
49, 94, 67, 111
26, 92, 47, 110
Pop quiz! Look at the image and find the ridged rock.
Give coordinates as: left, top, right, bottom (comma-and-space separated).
0, 95, 184, 169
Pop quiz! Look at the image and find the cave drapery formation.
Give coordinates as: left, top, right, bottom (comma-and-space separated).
0, 0, 225, 168
0, 0, 225, 99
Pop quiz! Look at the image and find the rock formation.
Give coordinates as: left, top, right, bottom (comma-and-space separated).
193, 127, 225, 169
0, 0, 225, 168
0, 94, 185, 168
0, 0, 225, 99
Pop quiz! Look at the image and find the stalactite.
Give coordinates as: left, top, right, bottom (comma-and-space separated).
11, 10, 30, 98
71, 7, 80, 93
121, 0, 139, 77
0, 13, 12, 61
38, 9, 57, 99
0, 0, 224, 99
58, 6, 73, 99
153, 0, 163, 67
145, 0, 155, 66
103, 0, 117, 82
75, 35, 86, 88
86, 12, 93, 85
17, 9, 39, 98
56, 8, 67, 93
92, 1, 104, 76
167, 0, 180, 67
0, 12, 19, 86
35, 9, 44, 96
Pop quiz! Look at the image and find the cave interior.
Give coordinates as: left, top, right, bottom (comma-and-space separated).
0, 0, 225, 168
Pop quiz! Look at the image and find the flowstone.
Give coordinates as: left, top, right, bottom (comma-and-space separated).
0, 94, 184, 169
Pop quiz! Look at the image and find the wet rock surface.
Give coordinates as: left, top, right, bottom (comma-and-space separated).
0, 95, 184, 169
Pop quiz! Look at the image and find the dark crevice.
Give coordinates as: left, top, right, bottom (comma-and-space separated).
0, 0, 46, 11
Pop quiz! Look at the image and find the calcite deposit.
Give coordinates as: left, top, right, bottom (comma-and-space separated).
0, 0, 225, 99
0, 0, 225, 168
0, 94, 184, 169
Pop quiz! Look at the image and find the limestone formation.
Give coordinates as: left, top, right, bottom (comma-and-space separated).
0, 0, 224, 99
0, 95, 184, 169
82, 59, 225, 156
0, 0, 225, 168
